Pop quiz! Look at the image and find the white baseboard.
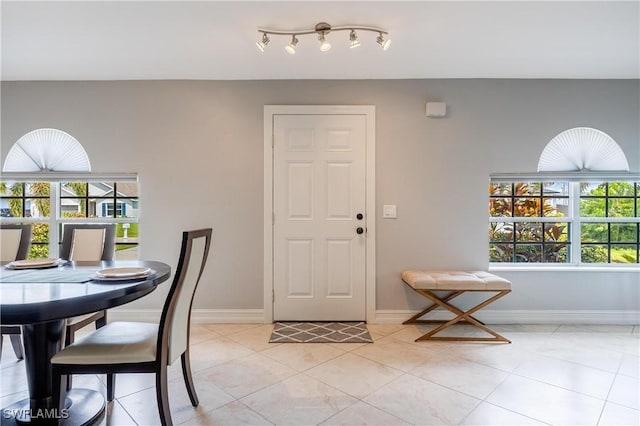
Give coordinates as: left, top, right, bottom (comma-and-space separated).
108, 309, 266, 324
108, 308, 639, 325
374, 309, 640, 325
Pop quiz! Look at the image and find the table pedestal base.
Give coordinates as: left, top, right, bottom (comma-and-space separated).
1, 389, 104, 426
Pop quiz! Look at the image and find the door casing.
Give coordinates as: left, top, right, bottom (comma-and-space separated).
263, 105, 376, 323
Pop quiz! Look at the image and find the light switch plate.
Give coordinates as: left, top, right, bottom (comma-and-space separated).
383, 205, 397, 218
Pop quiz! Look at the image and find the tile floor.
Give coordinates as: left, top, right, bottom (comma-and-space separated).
1, 323, 638, 425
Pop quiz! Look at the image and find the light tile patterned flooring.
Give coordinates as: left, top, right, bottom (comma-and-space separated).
1, 323, 638, 425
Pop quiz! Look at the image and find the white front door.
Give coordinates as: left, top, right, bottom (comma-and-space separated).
273, 114, 367, 321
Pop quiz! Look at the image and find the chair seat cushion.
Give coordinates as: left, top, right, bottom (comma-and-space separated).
402, 270, 511, 291
51, 322, 158, 365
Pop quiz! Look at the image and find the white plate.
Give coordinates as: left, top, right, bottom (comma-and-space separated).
7, 258, 62, 269
92, 267, 153, 280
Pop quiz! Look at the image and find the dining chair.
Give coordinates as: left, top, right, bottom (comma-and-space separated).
0, 224, 32, 360
51, 228, 212, 426
60, 223, 117, 345
59, 224, 116, 390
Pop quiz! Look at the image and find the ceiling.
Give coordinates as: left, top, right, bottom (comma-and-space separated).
2, 1, 639, 81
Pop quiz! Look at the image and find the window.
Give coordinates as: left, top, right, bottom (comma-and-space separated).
490, 180, 640, 265
0, 180, 139, 259
105, 202, 124, 217
580, 182, 639, 263
0, 181, 51, 258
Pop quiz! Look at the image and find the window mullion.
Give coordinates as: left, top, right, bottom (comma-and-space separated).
50, 183, 59, 257
570, 182, 581, 265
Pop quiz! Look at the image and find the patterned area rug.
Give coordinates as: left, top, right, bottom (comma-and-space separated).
269, 322, 373, 343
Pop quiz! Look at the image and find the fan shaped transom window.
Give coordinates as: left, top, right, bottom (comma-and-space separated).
3, 128, 91, 172
537, 127, 629, 172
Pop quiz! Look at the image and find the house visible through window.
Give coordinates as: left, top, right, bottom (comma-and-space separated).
0, 180, 139, 259
489, 181, 640, 265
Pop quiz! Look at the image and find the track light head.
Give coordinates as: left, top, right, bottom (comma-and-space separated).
285, 35, 299, 55
376, 33, 391, 50
349, 30, 360, 49
318, 32, 331, 52
256, 33, 270, 52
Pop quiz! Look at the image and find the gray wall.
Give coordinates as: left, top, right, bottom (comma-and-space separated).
2, 80, 639, 316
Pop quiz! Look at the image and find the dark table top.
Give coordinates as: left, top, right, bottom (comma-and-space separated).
0, 260, 171, 325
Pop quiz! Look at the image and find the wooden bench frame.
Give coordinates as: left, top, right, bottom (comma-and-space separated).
402, 270, 511, 343
403, 286, 511, 343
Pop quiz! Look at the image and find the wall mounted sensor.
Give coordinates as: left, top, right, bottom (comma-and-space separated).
426, 102, 447, 117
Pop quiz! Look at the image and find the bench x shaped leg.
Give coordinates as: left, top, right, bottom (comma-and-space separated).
404, 289, 511, 343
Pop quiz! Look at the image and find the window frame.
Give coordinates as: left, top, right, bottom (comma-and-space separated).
0, 173, 138, 258
489, 173, 640, 270
489, 181, 574, 265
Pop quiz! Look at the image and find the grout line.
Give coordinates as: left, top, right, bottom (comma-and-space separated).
109, 399, 139, 426
508, 368, 612, 401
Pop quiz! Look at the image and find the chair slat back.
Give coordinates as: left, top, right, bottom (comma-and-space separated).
60, 224, 116, 261
0, 224, 32, 262
160, 229, 212, 365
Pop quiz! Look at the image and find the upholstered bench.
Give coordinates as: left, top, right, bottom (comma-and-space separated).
401, 270, 512, 343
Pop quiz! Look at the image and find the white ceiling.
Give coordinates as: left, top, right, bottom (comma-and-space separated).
2, 1, 639, 81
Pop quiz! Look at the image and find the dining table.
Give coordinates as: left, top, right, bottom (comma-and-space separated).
0, 260, 171, 425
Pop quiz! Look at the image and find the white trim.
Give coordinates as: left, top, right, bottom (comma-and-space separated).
488, 217, 574, 223
263, 107, 275, 323
490, 171, 640, 182
0, 172, 138, 182
570, 181, 581, 263
490, 265, 640, 272
109, 308, 640, 326
109, 309, 266, 324
374, 309, 640, 325
263, 105, 376, 323
49, 183, 59, 256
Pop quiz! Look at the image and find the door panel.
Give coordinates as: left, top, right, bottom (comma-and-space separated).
326, 239, 353, 297
273, 114, 366, 321
326, 163, 352, 219
287, 239, 314, 297
287, 162, 314, 219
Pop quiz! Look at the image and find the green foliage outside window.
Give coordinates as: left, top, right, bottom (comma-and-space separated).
580, 182, 638, 263
489, 182, 568, 263
29, 223, 49, 258
490, 181, 639, 264
1, 182, 51, 258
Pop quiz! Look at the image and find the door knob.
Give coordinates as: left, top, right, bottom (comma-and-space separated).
356, 213, 364, 220
356, 227, 364, 235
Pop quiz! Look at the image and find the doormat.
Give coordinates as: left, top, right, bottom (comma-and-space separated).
269, 322, 373, 343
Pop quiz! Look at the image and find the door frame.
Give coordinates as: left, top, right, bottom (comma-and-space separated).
263, 105, 376, 323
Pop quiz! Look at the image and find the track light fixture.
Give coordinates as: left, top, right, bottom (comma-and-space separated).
256, 33, 270, 52
318, 31, 331, 52
349, 30, 360, 49
285, 35, 299, 54
257, 22, 390, 53
376, 33, 391, 50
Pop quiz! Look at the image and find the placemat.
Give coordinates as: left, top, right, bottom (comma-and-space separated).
0, 268, 96, 283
